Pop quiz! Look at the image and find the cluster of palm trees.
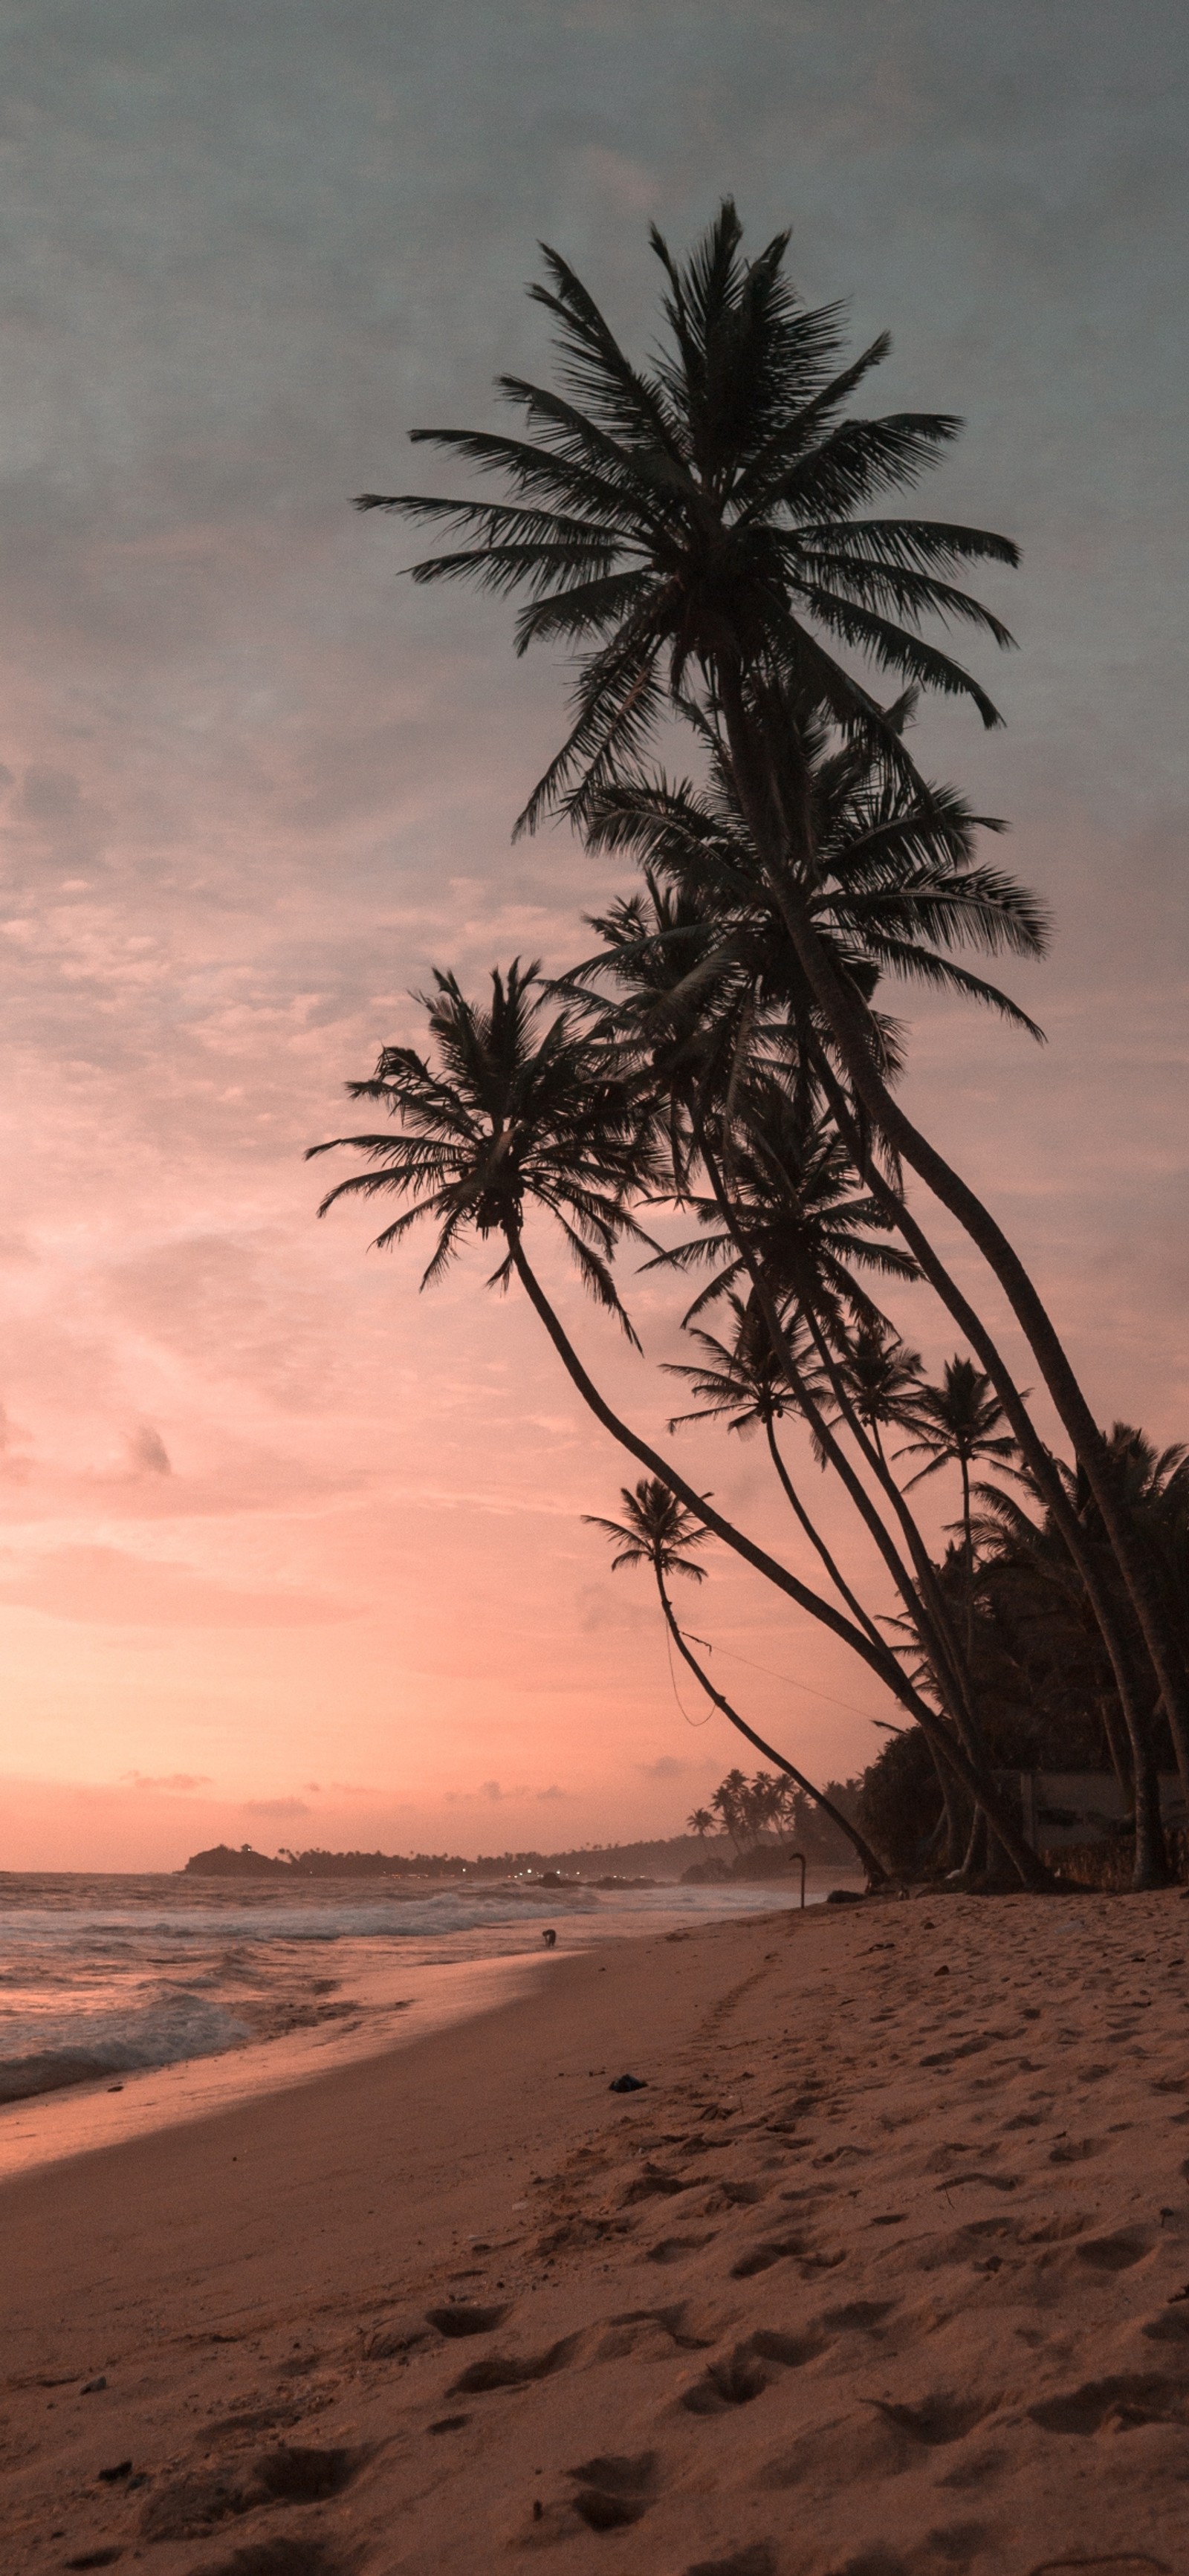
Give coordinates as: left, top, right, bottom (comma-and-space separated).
311, 204, 1186, 1893
688, 1768, 858, 1870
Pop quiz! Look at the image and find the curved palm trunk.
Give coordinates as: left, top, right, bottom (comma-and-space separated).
696, 1130, 984, 1762
653, 1566, 889, 1886
718, 672, 1189, 1833
932, 1742, 970, 1872
794, 1291, 1023, 1886
1097, 1689, 1134, 1805
508, 1227, 1051, 1888
814, 1058, 1173, 1889
763, 1415, 887, 1652
795, 1287, 988, 1745
960, 1456, 975, 1663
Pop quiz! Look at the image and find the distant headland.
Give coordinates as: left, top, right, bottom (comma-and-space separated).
180, 1834, 843, 1884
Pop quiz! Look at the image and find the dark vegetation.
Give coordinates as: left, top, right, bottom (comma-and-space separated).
181, 1834, 841, 1881
309, 205, 1187, 1895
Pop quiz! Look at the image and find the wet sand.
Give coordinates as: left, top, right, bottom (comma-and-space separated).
5, 1889, 1189, 2576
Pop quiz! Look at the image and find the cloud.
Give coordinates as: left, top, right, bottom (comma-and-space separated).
0, 1544, 352, 1627
22, 767, 82, 823
535, 1783, 566, 1801
121, 1769, 213, 1792
128, 1423, 171, 1476
0, 1403, 32, 1481
244, 1796, 312, 1820
0, 0, 1179, 1878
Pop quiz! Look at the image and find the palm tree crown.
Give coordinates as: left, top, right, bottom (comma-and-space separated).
896, 1356, 1020, 1493
358, 200, 1019, 831
578, 691, 1048, 1061
307, 958, 655, 1337
584, 1476, 711, 1582
656, 1080, 917, 1334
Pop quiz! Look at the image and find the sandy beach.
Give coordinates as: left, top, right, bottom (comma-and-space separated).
5, 1888, 1189, 2576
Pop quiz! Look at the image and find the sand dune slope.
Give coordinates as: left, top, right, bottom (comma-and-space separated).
5, 1891, 1189, 2576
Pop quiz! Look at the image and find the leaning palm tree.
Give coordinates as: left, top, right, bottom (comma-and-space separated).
823, 1316, 925, 1464
655, 1078, 991, 1794
665, 1295, 884, 1649
574, 730, 1169, 1842
571, 759, 1028, 1808
310, 957, 1047, 1883
896, 1357, 1023, 1653
892, 1355, 1022, 1880
585, 1476, 887, 1884
358, 198, 1189, 1791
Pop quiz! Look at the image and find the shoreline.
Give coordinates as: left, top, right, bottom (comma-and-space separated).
7, 1889, 1189, 2574
0, 1946, 545, 2185
0, 1873, 856, 2174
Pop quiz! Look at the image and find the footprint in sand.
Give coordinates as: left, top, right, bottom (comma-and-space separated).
424, 2300, 511, 2337
1074, 2228, 1152, 2272
1025, 2558, 1171, 2575
684, 2546, 777, 2576
197, 2543, 363, 2576
449, 2333, 581, 2393
646, 2232, 719, 2264
139, 2444, 367, 2542
566, 2448, 660, 2531
730, 2233, 843, 2280
622, 2164, 695, 2204
869, 2392, 994, 2447
1029, 2372, 1189, 2434
681, 2345, 771, 2414
703, 2177, 768, 2213
596, 2303, 719, 2360
681, 2329, 829, 2414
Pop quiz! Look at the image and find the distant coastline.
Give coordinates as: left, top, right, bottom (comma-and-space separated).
180, 1836, 849, 1884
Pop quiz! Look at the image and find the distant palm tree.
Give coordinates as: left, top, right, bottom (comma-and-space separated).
687, 1805, 715, 1843
585, 1475, 888, 1884
359, 196, 1189, 1798
897, 1357, 1021, 1653
710, 1769, 750, 1857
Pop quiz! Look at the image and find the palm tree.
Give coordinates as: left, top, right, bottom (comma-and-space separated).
306, 958, 910, 1684
574, 727, 1167, 1841
578, 690, 1049, 1074
666, 1295, 885, 1649
896, 1358, 1022, 1652
310, 957, 1046, 1884
657, 1081, 992, 1798
572, 750, 1031, 1826
359, 198, 1189, 1801
827, 1317, 925, 1464
584, 1476, 887, 1884
888, 1355, 1022, 1881
711, 1768, 750, 1857
687, 1805, 715, 1844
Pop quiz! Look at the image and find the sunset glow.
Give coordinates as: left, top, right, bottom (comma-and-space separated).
1, 3, 1184, 1869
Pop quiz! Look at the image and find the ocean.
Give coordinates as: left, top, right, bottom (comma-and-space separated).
0, 1868, 850, 2113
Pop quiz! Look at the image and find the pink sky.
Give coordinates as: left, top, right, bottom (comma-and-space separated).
1, 0, 1185, 1868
